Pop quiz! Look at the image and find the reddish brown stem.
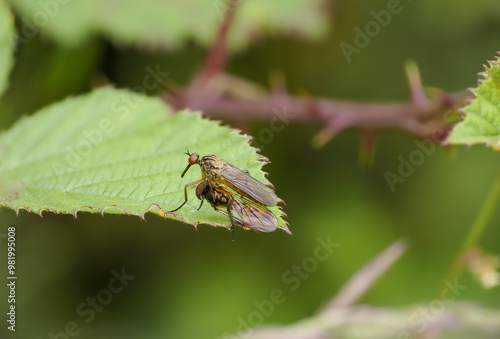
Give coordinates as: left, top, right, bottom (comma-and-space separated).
166, 87, 470, 142
197, 0, 238, 83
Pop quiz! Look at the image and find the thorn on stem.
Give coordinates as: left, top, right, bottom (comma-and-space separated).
405, 61, 427, 108
359, 129, 377, 167
312, 121, 342, 148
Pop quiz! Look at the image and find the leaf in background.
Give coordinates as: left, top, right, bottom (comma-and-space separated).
446, 54, 500, 149
0, 36, 103, 129
0, 0, 15, 97
0, 87, 288, 232
6, 0, 327, 50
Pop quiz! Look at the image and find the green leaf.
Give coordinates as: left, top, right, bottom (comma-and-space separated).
446, 54, 500, 149
0, 37, 103, 128
0, 0, 16, 97
7, 0, 327, 50
0, 87, 288, 233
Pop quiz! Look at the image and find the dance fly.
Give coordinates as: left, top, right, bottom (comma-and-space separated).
169, 151, 280, 239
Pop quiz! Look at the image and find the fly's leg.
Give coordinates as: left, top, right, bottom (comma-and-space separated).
213, 187, 236, 241
228, 195, 236, 241
169, 179, 203, 212
207, 180, 218, 204
213, 186, 237, 241
223, 189, 237, 241
197, 199, 204, 211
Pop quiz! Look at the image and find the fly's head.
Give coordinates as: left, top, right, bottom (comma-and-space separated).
195, 181, 209, 200
180, 151, 201, 178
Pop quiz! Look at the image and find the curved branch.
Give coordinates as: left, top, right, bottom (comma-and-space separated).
165, 79, 471, 145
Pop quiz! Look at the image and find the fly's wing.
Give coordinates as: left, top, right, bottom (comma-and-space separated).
229, 197, 278, 233
216, 161, 279, 206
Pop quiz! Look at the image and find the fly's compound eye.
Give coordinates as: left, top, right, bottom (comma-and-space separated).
188, 153, 199, 165
195, 181, 209, 200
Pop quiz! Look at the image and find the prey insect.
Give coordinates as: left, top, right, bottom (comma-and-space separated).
169, 151, 280, 239
195, 181, 278, 238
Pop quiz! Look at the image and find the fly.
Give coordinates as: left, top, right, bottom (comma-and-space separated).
169, 151, 280, 239
180, 152, 279, 206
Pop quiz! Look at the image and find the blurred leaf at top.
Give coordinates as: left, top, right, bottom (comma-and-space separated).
0, 86, 287, 232
0, 0, 15, 98
446, 54, 500, 149
0, 36, 103, 128
6, 0, 328, 50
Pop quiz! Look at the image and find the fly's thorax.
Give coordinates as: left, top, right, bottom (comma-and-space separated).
200, 155, 224, 170
200, 155, 223, 180
201, 167, 216, 181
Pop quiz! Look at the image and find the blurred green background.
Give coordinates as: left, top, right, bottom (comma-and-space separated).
1, 0, 500, 338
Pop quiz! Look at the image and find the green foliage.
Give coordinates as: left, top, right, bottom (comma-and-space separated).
0, 37, 103, 128
0, 0, 15, 97
446, 55, 500, 149
0, 87, 286, 231
7, 0, 327, 50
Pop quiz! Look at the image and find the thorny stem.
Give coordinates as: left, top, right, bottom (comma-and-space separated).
321, 239, 407, 310
166, 83, 470, 144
